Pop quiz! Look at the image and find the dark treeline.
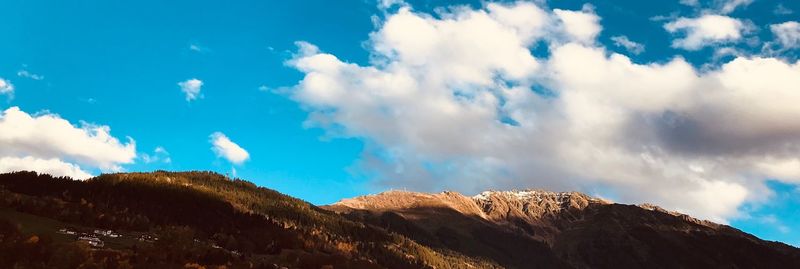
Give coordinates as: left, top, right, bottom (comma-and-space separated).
0, 171, 494, 269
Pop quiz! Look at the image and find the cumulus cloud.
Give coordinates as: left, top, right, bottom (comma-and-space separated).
0, 107, 136, 179
771, 21, 800, 49
210, 132, 249, 164
178, 78, 203, 101
664, 14, 746, 50
610, 35, 645, 54
0, 78, 13, 95
285, 1, 800, 223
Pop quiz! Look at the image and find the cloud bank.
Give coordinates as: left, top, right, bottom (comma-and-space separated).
286, 1, 800, 223
0, 107, 136, 179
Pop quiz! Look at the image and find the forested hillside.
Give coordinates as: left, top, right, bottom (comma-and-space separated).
0, 171, 496, 269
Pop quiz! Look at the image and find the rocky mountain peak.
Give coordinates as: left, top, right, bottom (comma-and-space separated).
470, 189, 609, 221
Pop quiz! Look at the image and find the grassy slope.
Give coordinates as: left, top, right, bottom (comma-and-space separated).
0, 208, 73, 243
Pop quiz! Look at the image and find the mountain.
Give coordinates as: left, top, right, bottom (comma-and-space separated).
0, 171, 495, 269
1, 171, 798, 269
326, 190, 800, 269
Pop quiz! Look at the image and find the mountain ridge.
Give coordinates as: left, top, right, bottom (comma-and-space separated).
1, 171, 798, 268
327, 188, 800, 268
332, 189, 722, 233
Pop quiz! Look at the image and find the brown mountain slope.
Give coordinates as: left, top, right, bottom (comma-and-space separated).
326, 190, 800, 269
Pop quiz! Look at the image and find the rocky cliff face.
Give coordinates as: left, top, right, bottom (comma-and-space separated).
328, 189, 800, 269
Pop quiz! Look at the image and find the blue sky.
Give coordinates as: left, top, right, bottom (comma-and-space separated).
1, 0, 799, 246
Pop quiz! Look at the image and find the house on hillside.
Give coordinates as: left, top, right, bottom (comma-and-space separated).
94, 229, 121, 238
78, 235, 104, 248
57, 227, 77, 235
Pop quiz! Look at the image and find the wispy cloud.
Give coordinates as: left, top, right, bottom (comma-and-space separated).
717, 0, 753, 14
141, 146, 171, 164
610, 35, 645, 54
0, 78, 13, 96
189, 43, 210, 53
17, 70, 44, 80
774, 4, 794, 15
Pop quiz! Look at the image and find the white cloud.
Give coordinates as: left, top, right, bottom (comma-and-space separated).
554, 5, 602, 44
680, 0, 699, 7
17, 70, 44, 81
0, 78, 13, 95
286, 1, 800, 223
141, 146, 171, 164
718, 0, 753, 14
0, 156, 93, 180
610, 35, 645, 54
178, 78, 203, 101
664, 14, 746, 50
0, 107, 136, 179
210, 132, 249, 164
770, 21, 800, 49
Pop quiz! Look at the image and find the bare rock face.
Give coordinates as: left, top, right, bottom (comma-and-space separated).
328, 189, 800, 269
470, 190, 611, 243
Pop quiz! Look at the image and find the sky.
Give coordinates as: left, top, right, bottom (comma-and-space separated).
1, 0, 799, 246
